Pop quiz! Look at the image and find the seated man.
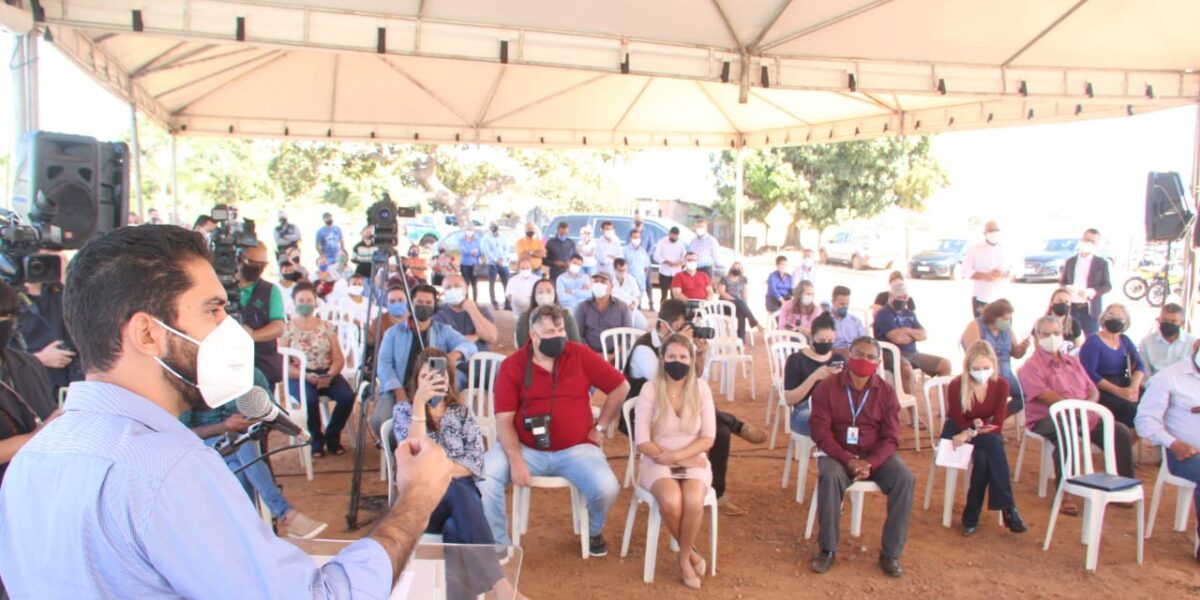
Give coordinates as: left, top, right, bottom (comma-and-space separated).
479, 305, 629, 556
555, 255, 592, 311
671, 252, 714, 301
183, 370, 327, 539
808, 336, 914, 578
872, 281, 949, 393
625, 299, 767, 516
434, 274, 498, 352
1018, 315, 1135, 516
505, 258, 542, 316
829, 285, 866, 354
1136, 340, 1200, 562
373, 284, 478, 436
575, 271, 631, 354
1138, 302, 1194, 377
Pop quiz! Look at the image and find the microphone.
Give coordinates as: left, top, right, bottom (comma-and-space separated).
236, 386, 308, 441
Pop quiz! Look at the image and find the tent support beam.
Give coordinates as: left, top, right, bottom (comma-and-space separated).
139, 47, 258, 78
734, 148, 745, 257
835, 91, 900, 115
129, 100, 143, 219
140, 44, 219, 76
379, 56, 474, 127
1186, 102, 1200, 326
759, 0, 896, 52
1003, 0, 1090, 67
612, 78, 653, 132
474, 66, 506, 127
748, 0, 796, 51
170, 134, 180, 226
696, 80, 742, 133
129, 42, 187, 78
709, 0, 743, 49
173, 51, 290, 115
748, 89, 811, 126
480, 73, 609, 128
11, 33, 38, 156
154, 49, 283, 101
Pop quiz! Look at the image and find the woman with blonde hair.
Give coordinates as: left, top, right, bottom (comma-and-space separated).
634, 334, 716, 589
942, 340, 1027, 537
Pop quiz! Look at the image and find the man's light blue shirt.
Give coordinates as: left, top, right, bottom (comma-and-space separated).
832, 313, 867, 350
377, 320, 477, 394
0, 381, 392, 599
480, 233, 509, 264
556, 273, 592, 311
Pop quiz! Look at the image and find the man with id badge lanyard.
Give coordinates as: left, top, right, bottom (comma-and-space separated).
808, 336, 915, 578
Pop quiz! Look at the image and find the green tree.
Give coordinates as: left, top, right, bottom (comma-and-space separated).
711, 149, 806, 251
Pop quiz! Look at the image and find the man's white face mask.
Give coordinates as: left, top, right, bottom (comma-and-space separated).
154, 316, 255, 408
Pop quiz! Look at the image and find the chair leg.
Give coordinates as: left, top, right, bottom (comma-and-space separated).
1174, 487, 1192, 532
512, 487, 526, 546
620, 495, 639, 558
850, 490, 864, 538
569, 487, 580, 535
644, 503, 661, 583
1043, 489, 1065, 551
911, 405, 921, 452
942, 468, 959, 528
1135, 497, 1145, 565
764, 384, 776, 425
922, 460, 937, 511
1037, 442, 1052, 498
1146, 474, 1166, 538
710, 501, 719, 576
781, 435, 795, 488
768, 404, 782, 450
303, 445, 313, 481
577, 491, 589, 560
1014, 434, 1027, 483
1080, 499, 1093, 546
1083, 500, 1106, 571
795, 441, 812, 505
804, 487, 819, 539
748, 365, 756, 400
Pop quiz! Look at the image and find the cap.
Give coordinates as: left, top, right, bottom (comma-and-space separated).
591, 271, 611, 282
278, 210, 287, 219
322, 212, 332, 219
890, 281, 908, 297
669, 226, 680, 234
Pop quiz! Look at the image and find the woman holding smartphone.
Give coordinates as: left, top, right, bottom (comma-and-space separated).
777, 279, 823, 338
782, 314, 843, 436
283, 281, 356, 457
392, 349, 527, 600
634, 334, 716, 590
944, 341, 1027, 536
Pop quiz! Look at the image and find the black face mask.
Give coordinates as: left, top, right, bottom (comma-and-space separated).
1159, 321, 1181, 339
1103, 318, 1124, 334
890, 300, 907, 312
538, 336, 567, 358
729, 269, 742, 277
490, 227, 499, 234
324, 219, 333, 226
282, 271, 301, 282
240, 264, 263, 282
278, 218, 287, 225
0, 320, 15, 349
525, 231, 535, 238
413, 305, 436, 322
812, 341, 833, 355
664, 360, 690, 381
1051, 303, 1070, 317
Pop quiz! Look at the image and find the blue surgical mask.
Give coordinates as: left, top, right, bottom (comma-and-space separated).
835, 306, 849, 319
388, 301, 408, 319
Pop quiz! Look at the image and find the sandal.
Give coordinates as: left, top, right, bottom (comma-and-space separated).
311, 450, 326, 459
328, 447, 347, 456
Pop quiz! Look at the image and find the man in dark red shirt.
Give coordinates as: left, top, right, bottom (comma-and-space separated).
670, 252, 714, 301
479, 305, 630, 558
808, 336, 914, 578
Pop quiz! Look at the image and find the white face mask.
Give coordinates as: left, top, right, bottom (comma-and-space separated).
443, 287, 466, 306
801, 258, 814, 269
568, 264, 581, 275
603, 230, 616, 240
154, 317, 255, 409
985, 232, 1000, 245
590, 283, 609, 299
535, 292, 556, 307
969, 368, 993, 383
629, 238, 641, 246
347, 285, 364, 297
519, 269, 532, 277
696, 227, 706, 237
801, 294, 814, 306
1038, 334, 1064, 354
1079, 241, 1096, 255
686, 261, 698, 272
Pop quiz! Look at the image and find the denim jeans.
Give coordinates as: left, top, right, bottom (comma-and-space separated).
203, 436, 292, 519
486, 264, 510, 308
289, 373, 356, 453
1166, 451, 1200, 543
790, 401, 812, 436
479, 443, 619, 545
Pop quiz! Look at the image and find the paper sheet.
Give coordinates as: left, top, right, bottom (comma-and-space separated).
934, 439, 974, 470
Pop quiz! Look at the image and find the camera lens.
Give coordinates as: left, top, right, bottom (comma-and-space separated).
380, 209, 392, 220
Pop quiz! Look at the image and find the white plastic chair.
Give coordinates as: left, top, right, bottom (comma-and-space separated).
762, 330, 808, 351
512, 477, 590, 559
707, 335, 755, 403
765, 341, 804, 445
381, 418, 397, 506
1042, 400, 1144, 571
781, 427, 815, 504
618, 397, 718, 583
601, 327, 644, 372
1146, 446, 1197, 538
1014, 427, 1056, 497
464, 352, 505, 450
921, 375, 968, 528
877, 341, 923, 451
804, 451, 883, 539
276, 347, 313, 481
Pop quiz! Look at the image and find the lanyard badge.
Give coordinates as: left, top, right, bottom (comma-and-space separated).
845, 386, 869, 445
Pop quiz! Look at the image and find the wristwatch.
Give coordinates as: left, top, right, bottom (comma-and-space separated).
594, 423, 607, 434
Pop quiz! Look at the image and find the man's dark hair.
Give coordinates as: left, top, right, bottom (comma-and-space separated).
557, 222, 569, 230
528, 303, 565, 331
1084, 228, 1100, 237
411, 283, 439, 304
193, 215, 215, 229
291, 280, 317, 300
64, 225, 211, 373
1162, 302, 1185, 316
811, 313, 836, 335
570, 253, 583, 262
385, 284, 408, 297
600, 220, 612, 230
657, 299, 688, 326
775, 255, 788, 265
832, 285, 851, 300
613, 258, 627, 269
0, 280, 20, 317
850, 336, 880, 355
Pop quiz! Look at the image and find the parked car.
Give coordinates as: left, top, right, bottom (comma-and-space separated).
437, 227, 519, 277
399, 219, 442, 247
908, 238, 969, 279
543, 214, 736, 278
1017, 238, 1113, 283
820, 229, 898, 270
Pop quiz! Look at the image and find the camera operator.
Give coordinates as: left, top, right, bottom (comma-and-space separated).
236, 241, 285, 387
15, 249, 82, 395
624, 299, 767, 516
0, 225, 453, 597
0, 278, 59, 482
479, 305, 629, 557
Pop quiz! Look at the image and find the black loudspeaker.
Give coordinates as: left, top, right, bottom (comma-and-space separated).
12, 131, 128, 249
1145, 171, 1191, 242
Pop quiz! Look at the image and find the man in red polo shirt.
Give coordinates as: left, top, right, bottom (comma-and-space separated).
479, 305, 630, 557
671, 251, 714, 301
808, 336, 915, 578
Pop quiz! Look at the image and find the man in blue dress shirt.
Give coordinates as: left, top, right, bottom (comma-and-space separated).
0, 225, 452, 599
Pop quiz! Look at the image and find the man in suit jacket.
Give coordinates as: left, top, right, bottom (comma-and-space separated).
1058, 228, 1111, 336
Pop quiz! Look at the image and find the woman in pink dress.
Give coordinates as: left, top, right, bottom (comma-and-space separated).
634, 334, 717, 590
777, 279, 824, 338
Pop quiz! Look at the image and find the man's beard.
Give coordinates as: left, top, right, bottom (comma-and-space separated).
162, 334, 206, 412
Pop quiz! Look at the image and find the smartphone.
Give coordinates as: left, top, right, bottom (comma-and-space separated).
427, 356, 448, 407
976, 424, 1000, 434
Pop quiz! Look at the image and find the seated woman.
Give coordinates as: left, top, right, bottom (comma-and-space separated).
783, 314, 843, 436
392, 349, 525, 600
515, 278, 582, 347
961, 299, 1030, 414
777, 280, 823, 338
1079, 303, 1146, 428
1041, 288, 1084, 350
635, 334, 716, 590
716, 261, 764, 341
283, 281, 356, 457
944, 341, 1027, 536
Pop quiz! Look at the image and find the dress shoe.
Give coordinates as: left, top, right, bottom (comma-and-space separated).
736, 423, 767, 444
810, 550, 836, 574
1003, 508, 1028, 533
717, 495, 747, 516
960, 523, 978, 537
879, 556, 903, 578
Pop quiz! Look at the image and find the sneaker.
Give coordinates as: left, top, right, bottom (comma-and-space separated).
588, 534, 609, 557
717, 495, 747, 516
736, 423, 767, 445
285, 511, 329, 539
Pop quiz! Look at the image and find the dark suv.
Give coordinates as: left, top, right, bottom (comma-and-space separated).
543, 214, 734, 278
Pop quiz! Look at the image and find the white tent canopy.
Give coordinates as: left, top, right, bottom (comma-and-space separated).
35, 0, 1200, 148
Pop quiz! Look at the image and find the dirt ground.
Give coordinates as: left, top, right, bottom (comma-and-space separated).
269, 309, 1199, 599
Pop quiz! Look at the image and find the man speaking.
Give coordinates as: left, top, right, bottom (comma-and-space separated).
0, 226, 452, 598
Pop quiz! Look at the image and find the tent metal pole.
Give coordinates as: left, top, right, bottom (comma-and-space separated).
11, 36, 27, 208
129, 101, 144, 219
26, 33, 37, 134
171, 134, 180, 225
1187, 102, 1200, 327
735, 146, 745, 256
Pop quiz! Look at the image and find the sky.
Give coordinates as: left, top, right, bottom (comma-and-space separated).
0, 33, 1195, 259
